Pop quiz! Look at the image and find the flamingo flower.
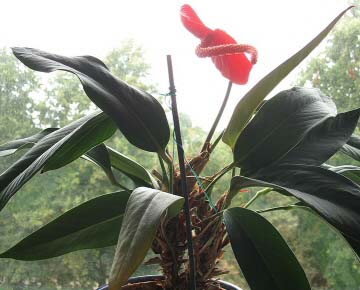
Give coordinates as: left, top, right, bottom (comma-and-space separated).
180, 4, 257, 84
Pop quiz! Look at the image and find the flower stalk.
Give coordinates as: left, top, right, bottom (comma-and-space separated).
201, 81, 232, 153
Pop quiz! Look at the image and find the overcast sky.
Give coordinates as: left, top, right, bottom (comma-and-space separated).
0, 0, 352, 129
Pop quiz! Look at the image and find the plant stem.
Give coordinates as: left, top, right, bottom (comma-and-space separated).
158, 154, 169, 190
244, 187, 273, 208
204, 163, 235, 194
159, 149, 173, 166
114, 182, 131, 192
208, 129, 224, 153
201, 81, 232, 153
256, 204, 298, 214
167, 55, 196, 290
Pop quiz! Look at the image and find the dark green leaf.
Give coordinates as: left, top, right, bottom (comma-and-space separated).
83, 144, 119, 186
274, 108, 360, 166
108, 147, 158, 188
12, 47, 170, 153
222, 6, 353, 149
0, 111, 113, 211
109, 187, 183, 289
42, 114, 116, 172
325, 164, 360, 185
0, 128, 58, 157
0, 112, 101, 193
261, 204, 360, 259
341, 135, 360, 162
325, 164, 360, 174
230, 165, 360, 253
234, 87, 336, 173
224, 207, 310, 290
0, 191, 130, 260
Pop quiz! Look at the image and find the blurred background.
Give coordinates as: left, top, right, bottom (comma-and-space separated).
0, 0, 359, 289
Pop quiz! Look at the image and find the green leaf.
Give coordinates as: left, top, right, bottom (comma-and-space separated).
83, 144, 119, 186
224, 207, 310, 290
274, 108, 360, 166
233, 87, 337, 174
0, 191, 130, 260
0, 111, 113, 211
42, 113, 116, 172
230, 165, 360, 255
261, 203, 360, 260
341, 135, 360, 162
0, 128, 58, 157
12, 47, 170, 153
325, 164, 360, 185
222, 6, 353, 149
0, 112, 101, 192
108, 147, 158, 188
109, 187, 184, 290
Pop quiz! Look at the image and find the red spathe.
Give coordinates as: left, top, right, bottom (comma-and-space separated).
180, 4, 256, 85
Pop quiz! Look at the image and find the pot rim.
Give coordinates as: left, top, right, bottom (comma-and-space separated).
98, 274, 242, 290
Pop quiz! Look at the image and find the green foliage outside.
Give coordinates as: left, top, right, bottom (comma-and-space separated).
0, 10, 360, 288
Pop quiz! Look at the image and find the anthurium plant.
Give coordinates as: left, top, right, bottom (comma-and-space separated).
0, 4, 359, 290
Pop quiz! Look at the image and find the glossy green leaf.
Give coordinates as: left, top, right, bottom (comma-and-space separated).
12, 47, 170, 153
0, 112, 101, 193
234, 87, 337, 173
42, 113, 116, 172
224, 207, 310, 290
109, 187, 184, 290
83, 144, 119, 186
325, 164, 360, 185
261, 202, 360, 259
0, 111, 113, 211
108, 147, 158, 188
223, 6, 353, 149
341, 135, 360, 162
274, 108, 360, 166
230, 165, 360, 255
325, 164, 360, 174
0, 128, 58, 157
0, 191, 130, 260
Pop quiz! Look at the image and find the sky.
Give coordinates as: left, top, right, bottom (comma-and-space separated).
0, 0, 352, 130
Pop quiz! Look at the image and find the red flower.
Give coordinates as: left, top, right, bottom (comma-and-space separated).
180, 4, 257, 84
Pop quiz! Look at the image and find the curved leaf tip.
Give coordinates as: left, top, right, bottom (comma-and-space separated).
222, 5, 354, 149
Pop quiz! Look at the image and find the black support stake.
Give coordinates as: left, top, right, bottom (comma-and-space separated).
166, 55, 196, 290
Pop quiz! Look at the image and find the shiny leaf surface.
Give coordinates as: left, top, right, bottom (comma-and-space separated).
109, 188, 183, 290
224, 207, 310, 290
12, 47, 170, 153
230, 165, 360, 254
0, 191, 130, 260
0, 111, 113, 211
234, 87, 336, 173
0, 128, 58, 157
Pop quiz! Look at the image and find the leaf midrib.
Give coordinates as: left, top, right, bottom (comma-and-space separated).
237, 98, 334, 167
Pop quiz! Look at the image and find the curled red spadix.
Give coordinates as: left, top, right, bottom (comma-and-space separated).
180, 4, 257, 84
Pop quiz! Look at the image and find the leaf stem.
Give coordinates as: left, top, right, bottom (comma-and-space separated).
201, 81, 232, 153
244, 187, 272, 208
167, 55, 196, 290
204, 163, 235, 194
158, 154, 170, 190
256, 204, 300, 214
208, 129, 224, 153
159, 149, 173, 166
